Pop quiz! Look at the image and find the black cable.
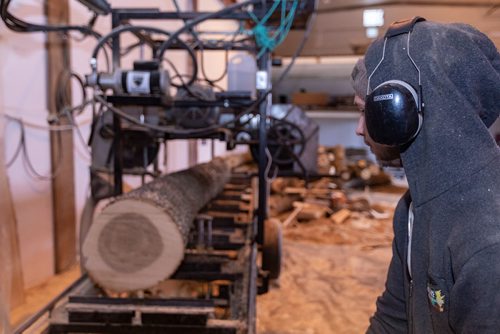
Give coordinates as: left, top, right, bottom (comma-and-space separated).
91, 25, 167, 61
156, 0, 260, 61
64, 110, 91, 157
55, 71, 88, 115
273, 0, 319, 89
120, 40, 145, 57
93, 4, 318, 138
171, 0, 206, 89
169, 72, 225, 92
5, 118, 23, 167
1, 0, 112, 71
171, 0, 182, 13
5, 117, 64, 180
120, 34, 200, 90
68, 12, 98, 42
162, 58, 217, 101
92, 0, 318, 138
0, 0, 100, 36
164, 1, 257, 97
198, 21, 244, 84
177, 5, 238, 85
95, 94, 225, 136
200, 47, 229, 84
21, 122, 64, 181
90, 25, 198, 87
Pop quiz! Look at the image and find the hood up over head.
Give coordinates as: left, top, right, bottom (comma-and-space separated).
364, 21, 500, 207
351, 57, 368, 98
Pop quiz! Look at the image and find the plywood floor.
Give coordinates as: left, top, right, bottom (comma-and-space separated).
256, 190, 401, 334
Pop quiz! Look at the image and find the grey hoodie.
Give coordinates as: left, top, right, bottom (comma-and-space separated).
363, 21, 500, 333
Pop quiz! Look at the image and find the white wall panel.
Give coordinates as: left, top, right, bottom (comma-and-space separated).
0, 0, 54, 288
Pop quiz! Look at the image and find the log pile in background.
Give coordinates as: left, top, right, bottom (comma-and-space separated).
268, 144, 399, 228
317, 145, 391, 187
82, 155, 246, 293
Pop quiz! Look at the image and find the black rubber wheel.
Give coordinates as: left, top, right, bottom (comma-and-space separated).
262, 218, 283, 280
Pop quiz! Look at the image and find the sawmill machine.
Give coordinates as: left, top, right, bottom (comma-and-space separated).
3, 1, 319, 333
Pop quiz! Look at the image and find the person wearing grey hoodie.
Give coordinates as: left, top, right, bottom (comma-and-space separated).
351, 18, 500, 333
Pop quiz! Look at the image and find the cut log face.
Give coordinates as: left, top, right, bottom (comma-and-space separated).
82, 200, 185, 292
81, 156, 245, 292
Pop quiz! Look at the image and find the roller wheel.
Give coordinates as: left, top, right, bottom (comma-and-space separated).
262, 218, 283, 279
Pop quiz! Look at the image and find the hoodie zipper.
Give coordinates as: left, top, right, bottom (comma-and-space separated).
409, 279, 414, 334
408, 203, 415, 334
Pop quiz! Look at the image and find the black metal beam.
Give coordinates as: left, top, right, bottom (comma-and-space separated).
111, 11, 123, 196
256, 54, 270, 245
111, 8, 269, 21
49, 324, 238, 334
68, 296, 214, 308
13, 275, 89, 334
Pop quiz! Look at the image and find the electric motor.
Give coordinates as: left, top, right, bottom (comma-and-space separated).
86, 60, 170, 96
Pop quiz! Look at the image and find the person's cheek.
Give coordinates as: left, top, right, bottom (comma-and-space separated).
355, 115, 365, 136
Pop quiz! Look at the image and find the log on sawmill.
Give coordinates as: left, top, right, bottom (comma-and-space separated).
82, 154, 247, 293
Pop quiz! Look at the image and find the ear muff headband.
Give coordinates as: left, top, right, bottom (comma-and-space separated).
365, 16, 426, 146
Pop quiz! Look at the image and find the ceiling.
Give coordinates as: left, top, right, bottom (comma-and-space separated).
276, 0, 500, 56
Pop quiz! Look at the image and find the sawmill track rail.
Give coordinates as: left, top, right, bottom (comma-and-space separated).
16, 174, 265, 334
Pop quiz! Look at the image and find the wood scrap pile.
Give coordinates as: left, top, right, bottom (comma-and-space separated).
269, 177, 389, 226
267, 145, 405, 246
317, 145, 392, 187
268, 174, 401, 247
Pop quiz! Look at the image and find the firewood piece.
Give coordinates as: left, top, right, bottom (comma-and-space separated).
294, 202, 331, 221
284, 187, 331, 196
270, 178, 287, 194
284, 187, 306, 195
331, 190, 347, 210
332, 145, 346, 176
282, 205, 303, 227
82, 156, 238, 292
348, 198, 370, 212
269, 194, 298, 217
330, 208, 352, 225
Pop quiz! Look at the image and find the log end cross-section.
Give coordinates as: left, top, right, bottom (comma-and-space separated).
82, 199, 185, 292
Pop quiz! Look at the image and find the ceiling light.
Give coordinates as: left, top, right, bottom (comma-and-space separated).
363, 9, 384, 28
366, 27, 379, 38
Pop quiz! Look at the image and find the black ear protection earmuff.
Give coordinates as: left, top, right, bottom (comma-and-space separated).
365, 16, 426, 146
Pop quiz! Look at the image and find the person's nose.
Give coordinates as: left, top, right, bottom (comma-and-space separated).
356, 114, 365, 137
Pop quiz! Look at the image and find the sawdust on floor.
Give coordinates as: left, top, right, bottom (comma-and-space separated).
257, 189, 402, 334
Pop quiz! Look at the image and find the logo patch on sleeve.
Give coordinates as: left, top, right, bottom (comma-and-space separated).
427, 286, 446, 312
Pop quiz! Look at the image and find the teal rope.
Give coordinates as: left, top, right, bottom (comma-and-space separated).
260, 0, 282, 25
252, 0, 298, 58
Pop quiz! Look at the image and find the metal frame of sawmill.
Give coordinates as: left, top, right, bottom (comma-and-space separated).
13, 5, 280, 334
14, 172, 267, 334
46, 173, 264, 334
104, 7, 272, 246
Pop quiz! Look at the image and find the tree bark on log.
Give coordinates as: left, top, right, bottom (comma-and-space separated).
82, 155, 246, 292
